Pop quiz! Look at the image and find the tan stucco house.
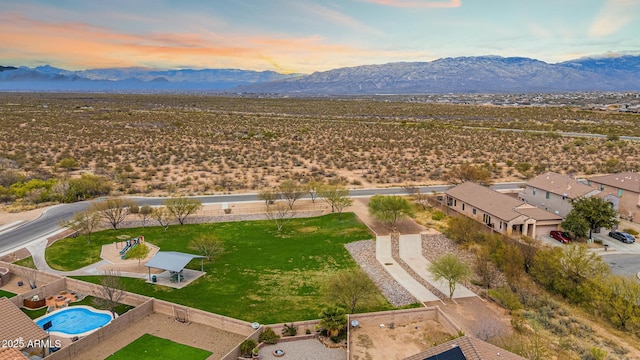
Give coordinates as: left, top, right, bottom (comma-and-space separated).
587, 172, 640, 222
519, 172, 600, 218
445, 182, 562, 239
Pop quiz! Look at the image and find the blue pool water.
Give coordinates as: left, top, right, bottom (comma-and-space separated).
36, 307, 112, 335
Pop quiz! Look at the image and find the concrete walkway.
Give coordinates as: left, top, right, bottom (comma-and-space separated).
399, 234, 476, 299
375, 236, 440, 302
25, 237, 147, 279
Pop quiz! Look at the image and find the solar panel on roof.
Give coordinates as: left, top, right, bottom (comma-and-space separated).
424, 345, 466, 360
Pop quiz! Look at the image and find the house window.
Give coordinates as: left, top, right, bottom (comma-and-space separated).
545, 191, 550, 199
562, 193, 567, 200
472, 208, 476, 215
617, 188, 623, 197
499, 221, 502, 229
483, 214, 492, 225
532, 188, 536, 195
454, 199, 457, 207
462, 204, 465, 211
600, 184, 605, 191
587, 180, 592, 186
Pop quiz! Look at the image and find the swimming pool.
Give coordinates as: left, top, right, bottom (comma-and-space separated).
35, 306, 114, 337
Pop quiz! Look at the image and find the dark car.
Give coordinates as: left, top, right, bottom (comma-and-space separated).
550, 230, 572, 244
609, 231, 636, 243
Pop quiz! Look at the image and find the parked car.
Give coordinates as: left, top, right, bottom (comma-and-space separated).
550, 230, 572, 244
609, 231, 636, 243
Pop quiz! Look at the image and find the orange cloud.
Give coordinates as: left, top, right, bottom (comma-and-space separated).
0, 12, 428, 73
363, 0, 461, 8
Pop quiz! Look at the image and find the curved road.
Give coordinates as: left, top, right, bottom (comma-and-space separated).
0, 182, 523, 256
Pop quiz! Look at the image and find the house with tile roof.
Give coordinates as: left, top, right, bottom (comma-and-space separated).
586, 172, 640, 222
404, 335, 526, 360
519, 172, 600, 217
0, 297, 48, 358
445, 182, 562, 239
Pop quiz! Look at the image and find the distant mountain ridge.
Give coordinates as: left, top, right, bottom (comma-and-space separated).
240, 54, 640, 94
1, 54, 639, 94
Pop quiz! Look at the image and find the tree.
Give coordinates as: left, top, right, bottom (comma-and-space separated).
444, 215, 485, 245
17, 258, 38, 289
368, 195, 415, 230
90, 198, 137, 230
265, 201, 292, 231
593, 275, 640, 330
188, 235, 225, 262
445, 163, 492, 186
62, 210, 101, 244
322, 268, 379, 313
561, 211, 590, 239
318, 305, 347, 338
332, 196, 353, 218
152, 207, 172, 231
531, 245, 610, 302
164, 197, 202, 225
428, 253, 472, 300
93, 270, 126, 319
306, 180, 323, 204
402, 184, 431, 210
126, 243, 150, 267
319, 184, 350, 213
257, 188, 279, 208
278, 180, 305, 210
567, 196, 619, 239
138, 205, 153, 227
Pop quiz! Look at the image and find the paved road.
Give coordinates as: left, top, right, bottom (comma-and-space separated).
602, 254, 640, 277
0, 182, 523, 256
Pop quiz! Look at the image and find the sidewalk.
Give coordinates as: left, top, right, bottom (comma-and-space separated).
375, 235, 440, 302
399, 234, 476, 299
25, 237, 147, 279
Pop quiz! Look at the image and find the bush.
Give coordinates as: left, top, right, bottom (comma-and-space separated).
281, 323, 297, 337
239, 339, 257, 357
623, 228, 639, 236
489, 287, 522, 311
259, 327, 280, 344
431, 210, 446, 221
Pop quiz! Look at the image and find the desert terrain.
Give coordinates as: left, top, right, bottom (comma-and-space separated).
1, 93, 639, 201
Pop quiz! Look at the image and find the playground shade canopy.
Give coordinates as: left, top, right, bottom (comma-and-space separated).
145, 251, 206, 273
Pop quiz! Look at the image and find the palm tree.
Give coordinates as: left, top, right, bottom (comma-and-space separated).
319, 305, 347, 338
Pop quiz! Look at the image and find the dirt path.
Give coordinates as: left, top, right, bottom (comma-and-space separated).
350, 198, 427, 236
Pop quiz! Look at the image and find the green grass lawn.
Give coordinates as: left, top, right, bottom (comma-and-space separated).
67, 213, 391, 323
21, 306, 47, 319
0, 289, 16, 298
105, 334, 212, 360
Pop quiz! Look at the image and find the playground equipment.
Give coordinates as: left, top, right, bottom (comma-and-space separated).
119, 235, 145, 259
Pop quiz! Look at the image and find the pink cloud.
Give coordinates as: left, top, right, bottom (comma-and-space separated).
363, 0, 461, 8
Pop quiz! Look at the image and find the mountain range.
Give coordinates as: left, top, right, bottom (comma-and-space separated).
1, 54, 639, 94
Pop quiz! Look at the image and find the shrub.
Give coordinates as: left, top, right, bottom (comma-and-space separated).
431, 210, 446, 221
488, 287, 522, 311
623, 228, 639, 236
281, 323, 297, 337
239, 339, 257, 357
259, 327, 280, 344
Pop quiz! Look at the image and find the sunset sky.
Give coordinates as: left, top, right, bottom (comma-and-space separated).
2, 0, 639, 73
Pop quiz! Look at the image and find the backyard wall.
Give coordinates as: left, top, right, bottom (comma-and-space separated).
349, 307, 460, 335
152, 299, 254, 337
219, 326, 262, 360
44, 298, 154, 360
65, 278, 149, 307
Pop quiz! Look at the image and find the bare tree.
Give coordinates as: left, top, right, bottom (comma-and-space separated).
138, 205, 153, 227
265, 201, 292, 231
62, 210, 101, 244
402, 184, 430, 210
164, 197, 203, 225
152, 207, 172, 231
189, 235, 225, 262
279, 180, 305, 210
17, 258, 38, 289
257, 189, 279, 208
93, 270, 126, 319
90, 198, 138, 230
306, 180, 323, 204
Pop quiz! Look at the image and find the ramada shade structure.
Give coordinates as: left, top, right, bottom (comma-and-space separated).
144, 251, 205, 283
